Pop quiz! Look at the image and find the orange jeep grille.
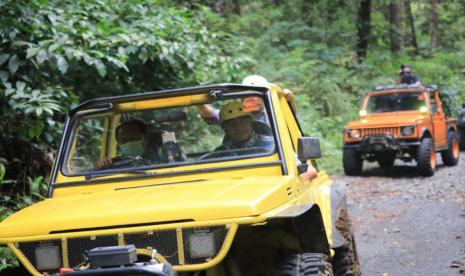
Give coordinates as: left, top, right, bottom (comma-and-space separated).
360, 127, 401, 138
16, 225, 229, 274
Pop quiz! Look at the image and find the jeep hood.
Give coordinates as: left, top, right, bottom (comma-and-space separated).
347, 112, 428, 129
0, 176, 295, 238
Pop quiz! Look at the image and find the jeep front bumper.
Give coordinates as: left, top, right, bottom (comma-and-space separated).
344, 135, 421, 153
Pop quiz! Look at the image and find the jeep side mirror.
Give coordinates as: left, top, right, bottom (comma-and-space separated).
297, 137, 322, 162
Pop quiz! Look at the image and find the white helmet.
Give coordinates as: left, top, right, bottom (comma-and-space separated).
241, 75, 270, 88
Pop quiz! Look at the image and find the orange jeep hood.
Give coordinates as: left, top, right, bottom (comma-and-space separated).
347, 112, 428, 129
0, 176, 294, 239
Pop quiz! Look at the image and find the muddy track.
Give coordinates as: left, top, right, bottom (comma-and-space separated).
333, 153, 465, 276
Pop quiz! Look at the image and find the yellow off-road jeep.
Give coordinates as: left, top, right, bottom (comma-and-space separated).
0, 83, 359, 276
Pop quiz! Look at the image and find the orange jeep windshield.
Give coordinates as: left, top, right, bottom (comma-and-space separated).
365, 92, 426, 114
62, 95, 276, 175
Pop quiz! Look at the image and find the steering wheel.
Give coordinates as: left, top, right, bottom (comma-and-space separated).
106, 156, 151, 168
199, 147, 271, 160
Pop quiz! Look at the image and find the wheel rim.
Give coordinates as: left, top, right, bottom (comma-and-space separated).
452, 138, 459, 159
430, 148, 436, 170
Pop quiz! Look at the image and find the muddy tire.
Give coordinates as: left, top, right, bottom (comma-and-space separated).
377, 158, 395, 168
441, 131, 459, 166
416, 137, 436, 177
343, 148, 362, 176
332, 210, 361, 276
275, 253, 333, 276
458, 127, 465, 151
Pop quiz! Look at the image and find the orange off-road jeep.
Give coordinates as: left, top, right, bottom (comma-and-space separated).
343, 85, 460, 176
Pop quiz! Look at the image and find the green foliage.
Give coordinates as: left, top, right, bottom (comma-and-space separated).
1, 170, 47, 215
0, 0, 244, 95
0, 247, 17, 270
0, 0, 245, 145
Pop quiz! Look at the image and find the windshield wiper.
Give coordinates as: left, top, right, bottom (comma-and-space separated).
84, 169, 156, 181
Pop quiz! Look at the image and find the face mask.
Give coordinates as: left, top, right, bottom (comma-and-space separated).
120, 140, 145, 156
403, 71, 411, 77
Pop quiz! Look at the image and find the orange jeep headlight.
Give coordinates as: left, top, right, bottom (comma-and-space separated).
347, 129, 361, 139
401, 126, 415, 136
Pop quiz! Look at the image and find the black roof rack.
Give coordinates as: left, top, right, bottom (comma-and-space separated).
373, 84, 438, 93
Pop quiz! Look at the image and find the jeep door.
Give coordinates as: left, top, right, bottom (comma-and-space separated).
430, 91, 447, 148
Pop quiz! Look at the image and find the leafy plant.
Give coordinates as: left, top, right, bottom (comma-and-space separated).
0, 247, 17, 270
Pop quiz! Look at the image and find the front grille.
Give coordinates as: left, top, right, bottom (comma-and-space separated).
16, 225, 230, 274
360, 127, 400, 138
67, 235, 119, 268
125, 230, 179, 264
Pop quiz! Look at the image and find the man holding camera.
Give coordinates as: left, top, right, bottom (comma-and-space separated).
397, 64, 421, 85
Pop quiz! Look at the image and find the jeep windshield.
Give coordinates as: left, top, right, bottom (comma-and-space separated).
365, 92, 427, 114
62, 93, 277, 176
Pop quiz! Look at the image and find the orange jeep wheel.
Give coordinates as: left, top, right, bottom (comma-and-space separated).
343, 147, 363, 176
417, 137, 435, 177
441, 131, 460, 166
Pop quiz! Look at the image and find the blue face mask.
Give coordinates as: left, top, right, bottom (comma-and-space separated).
120, 140, 145, 156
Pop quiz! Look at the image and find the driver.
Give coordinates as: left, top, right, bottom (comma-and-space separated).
96, 119, 162, 168
215, 102, 274, 152
213, 102, 318, 181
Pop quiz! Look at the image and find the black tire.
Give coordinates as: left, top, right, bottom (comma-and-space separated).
275, 253, 333, 276
458, 127, 465, 151
332, 210, 361, 276
0, 265, 29, 276
416, 137, 436, 177
377, 158, 395, 168
343, 148, 362, 176
441, 131, 459, 166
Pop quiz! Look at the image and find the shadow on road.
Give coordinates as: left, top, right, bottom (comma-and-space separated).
360, 162, 447, 178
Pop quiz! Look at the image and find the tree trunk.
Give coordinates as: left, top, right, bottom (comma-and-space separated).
404, 0, 419, 56
389, 0, 403, 53
232, 0, 240, 15
430, 0, 439, 49
356, 0, 372, 62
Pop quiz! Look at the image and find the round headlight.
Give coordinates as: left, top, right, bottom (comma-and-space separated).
349, 129, 361, 139
401, 126, 415, 136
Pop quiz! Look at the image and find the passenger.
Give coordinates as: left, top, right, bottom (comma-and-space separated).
241, 75, 297, 115
197, 75, 297, 125
96, 120, 161, 168
397, 64, 421, 85
214, 102, 274, 152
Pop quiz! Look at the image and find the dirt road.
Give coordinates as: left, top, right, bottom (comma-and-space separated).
333, 154, 465, 276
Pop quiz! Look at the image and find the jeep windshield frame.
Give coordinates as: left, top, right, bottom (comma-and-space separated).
363, 90, 428, 114
48, 84, 287, 195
